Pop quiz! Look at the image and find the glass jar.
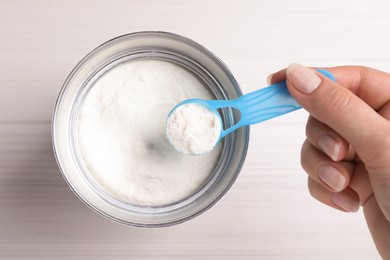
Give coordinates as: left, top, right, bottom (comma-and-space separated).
52, 31, 249, 227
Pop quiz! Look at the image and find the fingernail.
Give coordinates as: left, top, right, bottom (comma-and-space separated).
317, 134, 339, 161
331, 192, 359, 212
318, 165, 345, 192
286, 63, 321, 94
266, 73, 274, 85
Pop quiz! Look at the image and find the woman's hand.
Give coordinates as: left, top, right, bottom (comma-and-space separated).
268, 64, 390, 259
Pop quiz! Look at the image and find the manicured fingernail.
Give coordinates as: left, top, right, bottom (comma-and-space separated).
318, 134, 339, 161
331, 192, 359, 212
266, 73, 274, 85
318, 165, 345, 192
286, 63, 321, 94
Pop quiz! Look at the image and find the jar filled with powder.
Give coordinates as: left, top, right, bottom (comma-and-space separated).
52, 32, 249, 227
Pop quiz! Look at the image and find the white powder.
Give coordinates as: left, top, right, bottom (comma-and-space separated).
77, 59, 222, 206
166, 103, 221, 155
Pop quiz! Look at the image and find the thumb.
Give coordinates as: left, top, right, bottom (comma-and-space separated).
285, 63, 390, 167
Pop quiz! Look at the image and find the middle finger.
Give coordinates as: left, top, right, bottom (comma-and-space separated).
301, 139, 354, 192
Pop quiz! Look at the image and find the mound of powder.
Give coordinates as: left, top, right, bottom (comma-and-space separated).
166, 103, 222, 155
77, 59, 222, 206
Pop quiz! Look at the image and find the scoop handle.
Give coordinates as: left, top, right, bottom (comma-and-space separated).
220, 69, 335, 137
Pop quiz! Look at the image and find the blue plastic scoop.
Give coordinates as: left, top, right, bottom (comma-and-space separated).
166, 69, 335, 154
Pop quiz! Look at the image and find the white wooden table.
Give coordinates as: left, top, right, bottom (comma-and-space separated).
1, 1, 388, 259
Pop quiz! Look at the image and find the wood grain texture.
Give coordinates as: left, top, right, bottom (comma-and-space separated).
1, 1, 388, 259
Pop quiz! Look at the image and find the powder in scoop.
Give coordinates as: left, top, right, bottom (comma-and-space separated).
166, 103, 222, 154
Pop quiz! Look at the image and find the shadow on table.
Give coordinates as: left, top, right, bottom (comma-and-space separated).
0, 123, 174, 253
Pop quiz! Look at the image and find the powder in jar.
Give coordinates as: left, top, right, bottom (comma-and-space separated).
77, 59, 222, 206
166, 103, 222, 155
